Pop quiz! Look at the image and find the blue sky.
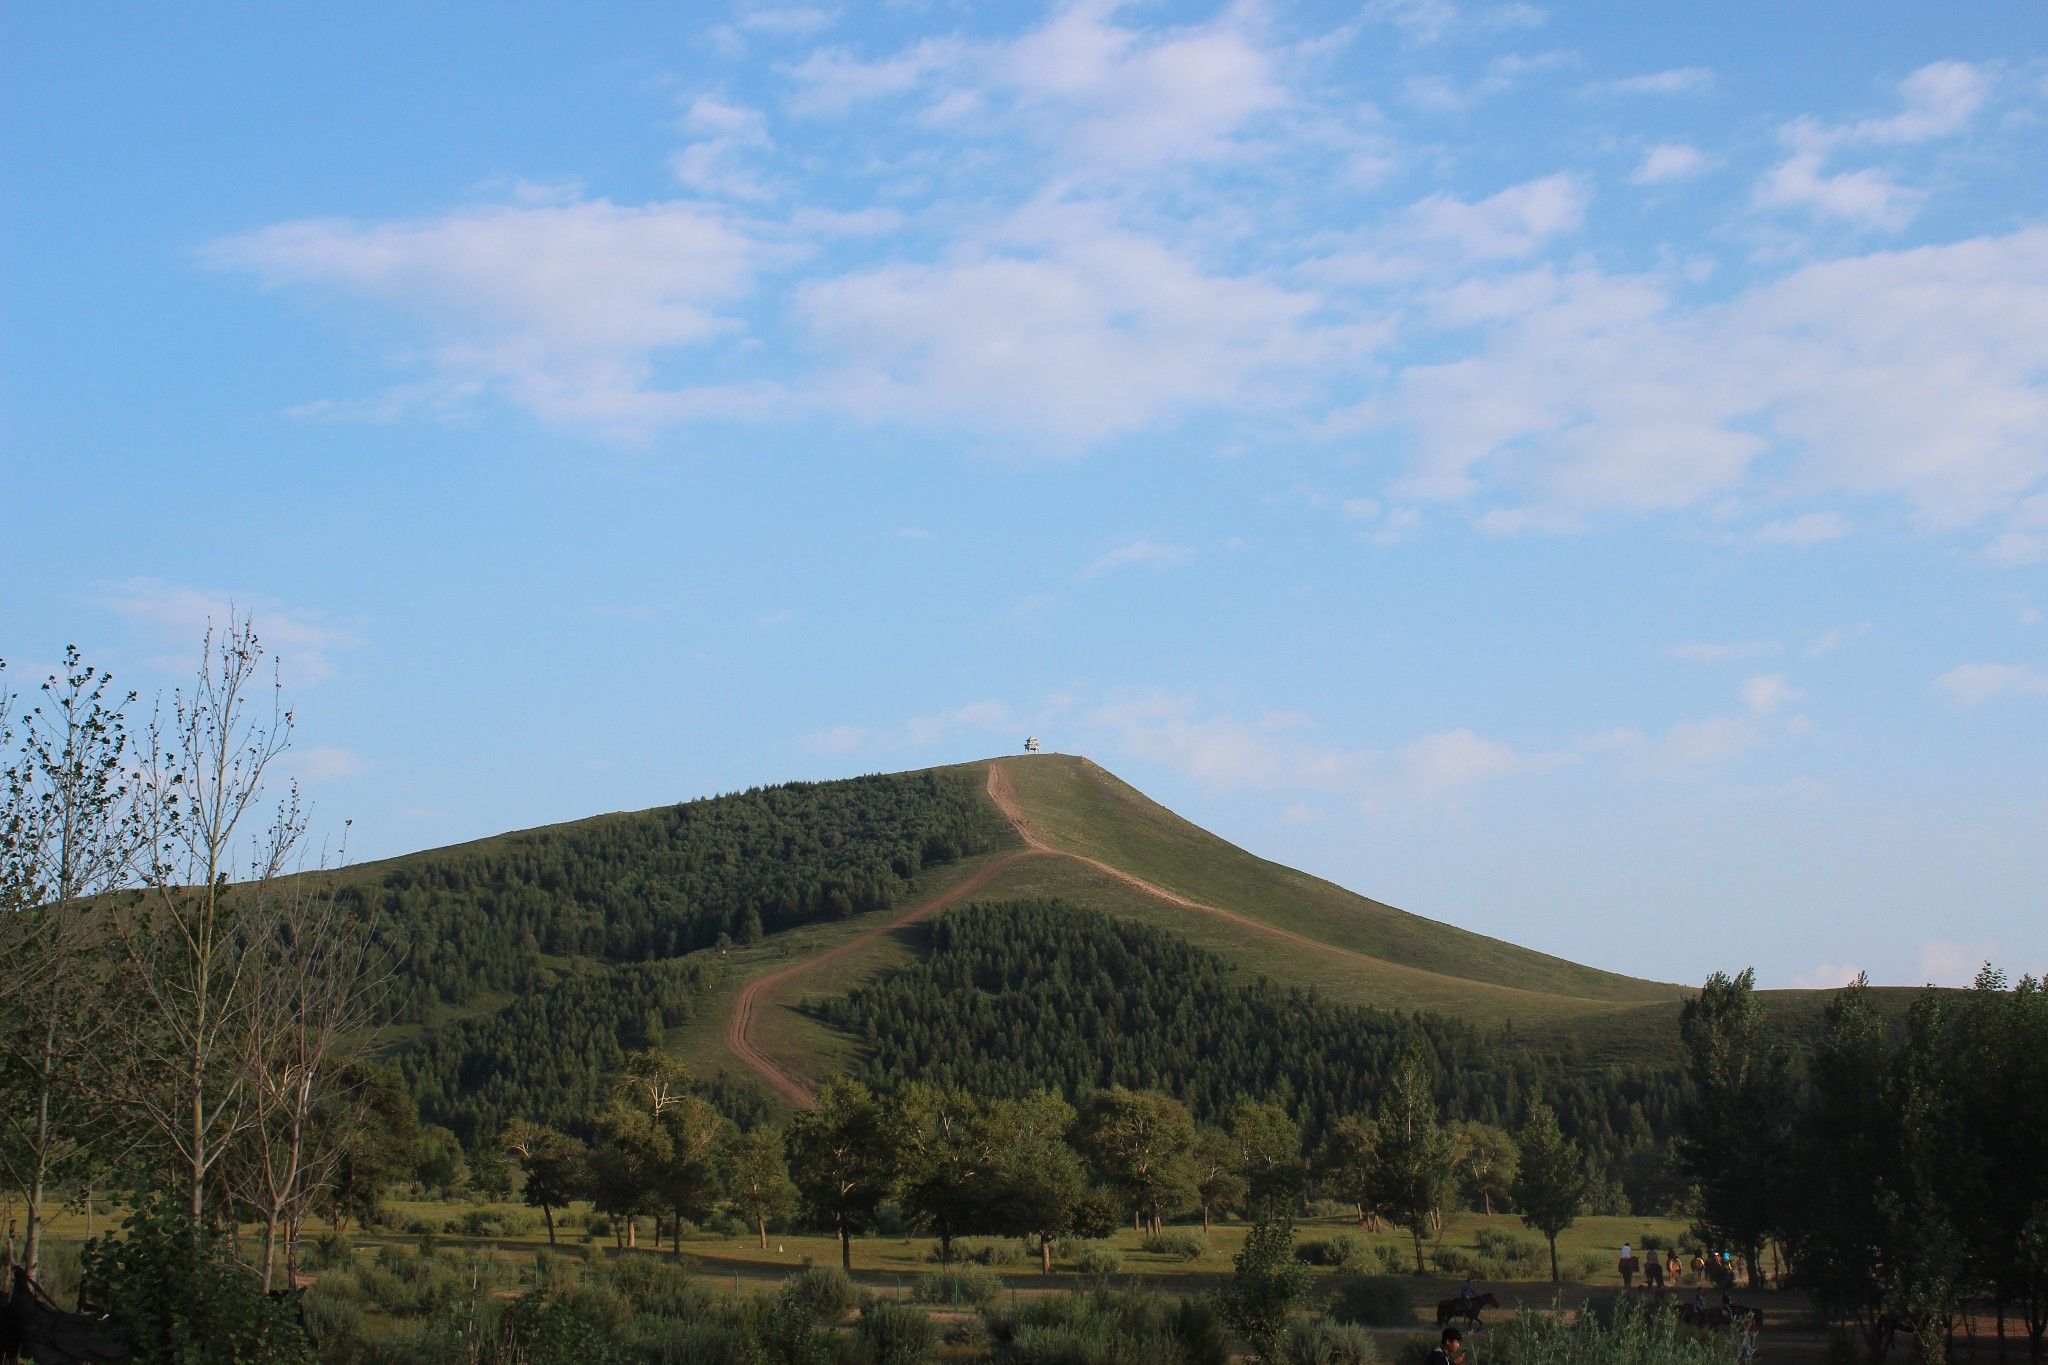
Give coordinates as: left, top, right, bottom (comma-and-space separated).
5, 1, 2046, 990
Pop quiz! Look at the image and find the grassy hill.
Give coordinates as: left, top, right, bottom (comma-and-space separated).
314, 751, 1892, 1138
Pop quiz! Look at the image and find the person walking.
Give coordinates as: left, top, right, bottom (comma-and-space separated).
1428, 1327, 1467, 1365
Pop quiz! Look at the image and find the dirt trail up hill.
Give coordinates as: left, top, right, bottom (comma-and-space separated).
728, 758, 1558, 1107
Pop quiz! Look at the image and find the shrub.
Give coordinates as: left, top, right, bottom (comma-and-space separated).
1374, 1244, 1409, 1275
1569, 1252, 1609, 1283
1075, 1245, 1123, 1276
784, 1264, 857, 1322
605, 1254, 704, 1319
587, 1214, 612, 1238
79, 1196, 312, 1364
857, 1298, 938, 1365
1286, 1319, 1382, 1365
1328, 1275, 1412, 1328
36, 1242, 84, 1304
985, 1287, 1226, 1365
304, 1231, 354, 1272
955, 1236, 1027, 1267
1487, 1301, 1745, 1364
1223, 1222, 1312, 1363
1142, 1230, 1208, 1261
916, 1267, 1001, 1308
1429, 1246, 1477, 1278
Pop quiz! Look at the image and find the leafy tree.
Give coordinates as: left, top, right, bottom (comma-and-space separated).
1512, 1103, 1587, 1286
314, 1062, 420, 1232
1368, 1047, 1456, 1273
986, 1089, 1115, 1273
787, 1077, 893, 1272
1452, 1120, 1518, 1217
414, 1124, 468, 1195
888, 1082, 1003, 1264
503, 1120, 588, 1246
1077, 1087, 1197, 1235
595, 1054, 729, 1257
1191, 1127, 1247, 1233
726, 1124, 797, 1249
1318, 1115, 1381, 1230
0, 648, 136, 1280
1677, 968, 1791, 1288
1222, 1219, 1311, 1364
1227, 1099, 1302, 1218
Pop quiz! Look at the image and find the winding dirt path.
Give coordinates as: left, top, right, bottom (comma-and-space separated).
728, 758, 1592, 1105
724, 765, 1043, 1106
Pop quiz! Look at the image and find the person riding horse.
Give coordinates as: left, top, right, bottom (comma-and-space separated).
1436, 1290, 1499, 1328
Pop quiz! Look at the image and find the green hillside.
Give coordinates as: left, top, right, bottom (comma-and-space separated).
300, 751, 1889, 1145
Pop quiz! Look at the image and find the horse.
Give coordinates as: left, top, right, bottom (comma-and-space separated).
1, 1266, 128, 1363
1436, 1292, 1500, 1328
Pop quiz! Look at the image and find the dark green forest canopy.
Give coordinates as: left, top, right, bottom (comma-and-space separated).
332, 769, 1006, 1020
819, 899, 1686, 1198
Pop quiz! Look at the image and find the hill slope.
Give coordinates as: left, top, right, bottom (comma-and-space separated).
317, 752, 1845, 1136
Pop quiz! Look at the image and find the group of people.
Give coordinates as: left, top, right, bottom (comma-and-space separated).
1618, 1240, 1745, 1291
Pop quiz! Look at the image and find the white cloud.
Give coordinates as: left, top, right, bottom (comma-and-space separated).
210, 196, 774, 437
1657, 716, 1762, 770
905, 699, 1012, 744
1934, 662, 2048, 704
1317, 175, 1588, 284
1806, 623, 1872, 657
736, 3, 836, 37
291, 746, 367, 781
1385, 229, 2048, 528
1754, 152, 1921, 232
1083, 691, 1561, 807
1600, 67, 1714, 97
1362, 0, 1545, 44
1743, 674, 1800, 716
89, 577, 365, 685
1631, 142, 1711, 185
805, 724, 870, 753
1790, 962, 1864, 990
785, 4, 1285, 170
1755, 62, 1991, 233
1081, 538, 1196, 579
1917, 937, 2000, 987
799, 200, 1365, 444
1755, 511, 1849, 545
669, 95, 775, 201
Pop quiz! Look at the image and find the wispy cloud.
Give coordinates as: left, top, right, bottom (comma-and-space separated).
88, 577, 365, 685
1935, 662, 2048, 704
1631, 142, 1711, 185
1081, 537, 1196, 579
1597, 67, 1714, 97
1666, 640, 1777, 664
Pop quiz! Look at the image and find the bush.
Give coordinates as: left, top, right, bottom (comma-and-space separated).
587, 1214, 612, 1239
1472, 1227, 1546, 1277
1374, 1244, 1410, 1275
605, 1254, 705, 1319
303, 1231, 354, 1272
916, 1267, 1001, 1308
985, 1287, 1227, 1365
79, 1196, 312, 1364
1142, 1230, 1208, 1261
1487, 1302, 1745, 1363
784, 1264, 857, 1322
954, 1236, 1027, 1267
857, 1298, 938, 1365
1429, 1246, 1477, 1278
1569, 1252, 1609, 1283
1328, 1275, 1412, 1328
1075, 1245, 1123, 1276
1287, 1319, 1383, 1365
35, 1242, 84, 1304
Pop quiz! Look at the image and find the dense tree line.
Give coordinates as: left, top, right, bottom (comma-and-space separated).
395, 958, 722, 1141
817, 899, 1687, 1207
335, 769, 1006, 1019
1680, 967, 2048, 1361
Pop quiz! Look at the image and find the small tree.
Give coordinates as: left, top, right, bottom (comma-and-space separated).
1453, 1120, 1519, 1217
1191, 1128, 1247, 1233
1076, 1087, 1197, 1236
504, 1121, 587, 1246
1512, 1103, 1586, 1286
1222, 1219, 1311, 1364
1678, 969, 1791, 1288
726, 1125, 797, 1250
1368, 1048, 1456, 1273
889, 1082, 1002, 1265
1227, 1099, 1302, 1219
787, 1077, 892, 1272
987, 1089, 1114, 1274
1318, 1114, 1381, 1230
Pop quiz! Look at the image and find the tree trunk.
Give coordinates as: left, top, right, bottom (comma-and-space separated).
259, 1211, 281, 1293
673, 1207, 683, 1258
1548, 1235, 1559, 1286
839, 1223, 852, 1272
543, 1203, 556, 1246
1040, 1234, 1052, 1276
1482, 1192, 1493, 1217
627, 1218, 636, 1249
758, 1215, 768, 1251
1412, 1230, 1425, 1275
1201, 1204, 1210, 1234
